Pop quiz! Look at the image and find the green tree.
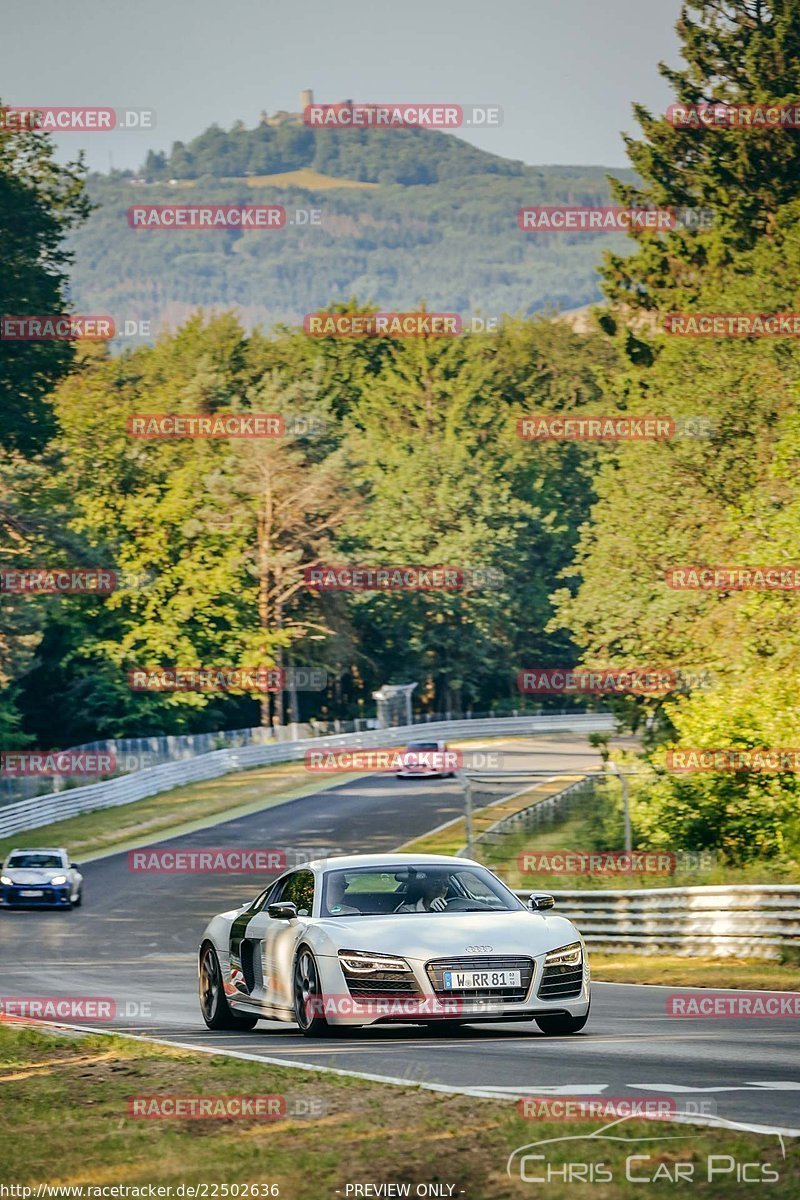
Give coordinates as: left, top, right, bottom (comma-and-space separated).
0, 101, 91, 455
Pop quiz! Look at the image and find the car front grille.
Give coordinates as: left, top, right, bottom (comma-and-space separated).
425, 956, 534, 1003
537, 962, 584, 1000
342, 968, 421, 1000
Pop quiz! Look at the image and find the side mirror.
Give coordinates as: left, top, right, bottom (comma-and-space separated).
70, 864, 80, 871
527, 894, 555, 911
268, 901, 298, 921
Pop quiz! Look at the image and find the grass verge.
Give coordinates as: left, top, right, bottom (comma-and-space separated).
0, 735, 509, 865
0, 761, 359, 864
0, 1023, 796, 1197
591, 953, 800, 991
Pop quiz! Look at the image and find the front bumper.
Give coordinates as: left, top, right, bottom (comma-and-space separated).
396, 767, 449, 778
318, 951, 591, 1025
1, 884, 72, 908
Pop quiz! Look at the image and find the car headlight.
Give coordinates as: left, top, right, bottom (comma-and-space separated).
0, 876, 12, 886
338, 950, 411, 973
544, 942, 583, 966
51, 875, 68, 885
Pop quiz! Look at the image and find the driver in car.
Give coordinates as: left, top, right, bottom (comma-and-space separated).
394, 875, 449, 912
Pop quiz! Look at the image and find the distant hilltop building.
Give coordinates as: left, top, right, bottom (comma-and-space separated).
259, 90, 354, 127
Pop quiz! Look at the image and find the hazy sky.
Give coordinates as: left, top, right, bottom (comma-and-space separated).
2, 0, 683, 173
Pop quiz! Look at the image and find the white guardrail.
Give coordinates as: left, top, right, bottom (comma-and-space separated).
480, 778, 800, 960
0, 713, 615, 838
516, 886, 800, 960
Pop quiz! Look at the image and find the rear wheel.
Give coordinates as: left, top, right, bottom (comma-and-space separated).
199, 943, 258, 1031
535, 1007, 589, 1036
293, 947, 332, 1037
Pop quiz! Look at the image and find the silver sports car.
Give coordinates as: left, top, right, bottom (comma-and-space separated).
198, 853, 590, 1037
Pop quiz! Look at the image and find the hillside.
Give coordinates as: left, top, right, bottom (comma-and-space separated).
68, 119, 636, 336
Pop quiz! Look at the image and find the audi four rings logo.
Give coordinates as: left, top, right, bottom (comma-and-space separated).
466, 945, 493, 953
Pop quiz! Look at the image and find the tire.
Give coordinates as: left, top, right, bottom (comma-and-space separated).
293, 946, 333, 1037
72, 888, 82, 908
535, 1007, 590, 1036
199, 943, 258, 1031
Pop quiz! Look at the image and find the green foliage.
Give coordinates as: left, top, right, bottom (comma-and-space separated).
554, 0, 800, 864
0, 99, 91, 456
70, 160, 637, 334
2, 311, 613, 745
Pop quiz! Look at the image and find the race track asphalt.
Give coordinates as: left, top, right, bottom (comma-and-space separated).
1, 735, 798, 1136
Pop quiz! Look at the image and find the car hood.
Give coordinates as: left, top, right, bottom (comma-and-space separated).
3, 869, 66, 884
314, 909, 580, 959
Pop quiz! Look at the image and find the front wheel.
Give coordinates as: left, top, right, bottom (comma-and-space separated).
293, 947, 333, 1037
535, 1006, 590, 1036
199, 943, 258, 1031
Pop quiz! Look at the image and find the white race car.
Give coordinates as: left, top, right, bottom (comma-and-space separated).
0, 847, 83, 909
395, 740, 457, 778
198, 853, 590, 1037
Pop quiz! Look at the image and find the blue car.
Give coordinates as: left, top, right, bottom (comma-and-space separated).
1, 847, 83, 909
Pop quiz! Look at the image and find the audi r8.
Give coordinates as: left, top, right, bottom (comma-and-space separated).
198, 853, 590, 1036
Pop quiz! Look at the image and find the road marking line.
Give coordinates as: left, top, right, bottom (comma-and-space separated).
11, 1016, 798, 1138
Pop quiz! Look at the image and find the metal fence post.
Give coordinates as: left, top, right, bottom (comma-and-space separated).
464, 780, 474, 859
608, 761, 632, 855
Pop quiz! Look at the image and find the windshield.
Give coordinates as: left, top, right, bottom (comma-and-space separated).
7, 853, 65, 870
321, 864, 523, 917
406, 742, 440, 752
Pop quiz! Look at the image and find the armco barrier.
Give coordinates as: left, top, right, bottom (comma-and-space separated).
0, 713, 615, 838
517, 885, 800, 960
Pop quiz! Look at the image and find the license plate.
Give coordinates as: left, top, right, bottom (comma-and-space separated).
443, 969, 521, 990
19, 889, 43, 897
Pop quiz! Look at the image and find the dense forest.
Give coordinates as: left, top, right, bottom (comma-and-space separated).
67, 134, 637, 330
142, 122, 529, 185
